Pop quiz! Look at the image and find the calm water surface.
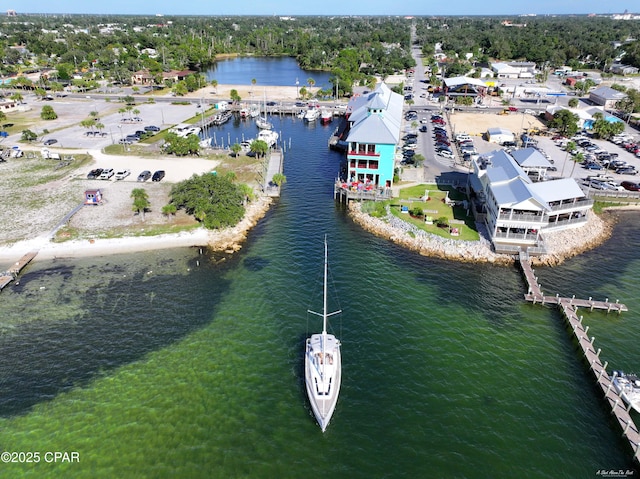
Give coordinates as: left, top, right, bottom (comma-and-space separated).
203, 57, 332, 90
1, 113, 639, 477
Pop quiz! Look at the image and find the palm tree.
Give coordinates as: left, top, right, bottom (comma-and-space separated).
131, 188, 150, 220
272, 173, 287, 187
251, 78, 257, 97
307, 78, 315, 98
211, 79, 218, 94
230, 142, 242, 157
161, 204, 177, 221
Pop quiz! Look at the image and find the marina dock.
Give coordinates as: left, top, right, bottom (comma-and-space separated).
519, 253, 638, 462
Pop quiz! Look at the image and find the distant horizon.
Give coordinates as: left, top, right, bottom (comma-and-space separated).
4, 1, 639, 17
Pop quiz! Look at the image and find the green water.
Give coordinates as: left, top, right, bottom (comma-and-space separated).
0, 118, 638, 478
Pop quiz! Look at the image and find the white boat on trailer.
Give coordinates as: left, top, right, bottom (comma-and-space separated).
305, 237, 342, 432
612, 371, 640, 413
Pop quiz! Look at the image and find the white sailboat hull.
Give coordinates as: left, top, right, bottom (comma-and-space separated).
305, 333, 341, 432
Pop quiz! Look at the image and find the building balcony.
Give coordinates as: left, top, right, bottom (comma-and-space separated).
348, 150, 380, 157
497, 212, 546, 224
548, 198, 594, 212
493, 231, 539, 244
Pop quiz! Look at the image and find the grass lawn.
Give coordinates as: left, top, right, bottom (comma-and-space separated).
382, 183, 479, 241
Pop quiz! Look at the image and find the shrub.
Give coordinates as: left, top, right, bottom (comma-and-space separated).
410, 206, 424, 217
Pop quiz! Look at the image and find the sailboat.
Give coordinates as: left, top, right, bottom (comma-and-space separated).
305, 237, 342, 432
256, 90, 273, 130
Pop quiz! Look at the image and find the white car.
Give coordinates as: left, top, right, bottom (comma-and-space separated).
115, 169, 131, 180
437, 150, 454, 159
98, 168, 114, 180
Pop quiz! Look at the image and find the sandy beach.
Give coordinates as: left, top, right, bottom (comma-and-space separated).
0, 195, 272, 265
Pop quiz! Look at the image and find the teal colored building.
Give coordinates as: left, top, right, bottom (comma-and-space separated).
344, 83, 403, 188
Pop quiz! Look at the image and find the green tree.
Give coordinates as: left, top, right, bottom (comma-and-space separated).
210, 79, 218, 93
163, 132, 200, 156
131, 188, 150, 220
230, 142, 242, 157
40, 105, 58, 120
568, 98, 579, 108
250, 139, 269, 158
271, 173, 287, 187
169, 173, 246, 230
549, 109, 579, 137
230, 89, 241, 103
21, 129, 37, 141
161, 203, 177, 220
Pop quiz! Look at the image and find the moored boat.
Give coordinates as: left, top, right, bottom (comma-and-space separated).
320, 109, 332, 124
257, 129, 279, 147
304, 237, 342, 432
304, 107, 320, 122
612, 371, 640, 413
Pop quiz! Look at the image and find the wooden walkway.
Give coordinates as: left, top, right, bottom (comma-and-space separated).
519, 254, 639, 462
0, 251, 38, 291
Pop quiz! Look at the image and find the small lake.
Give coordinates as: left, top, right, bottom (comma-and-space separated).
203, 57, 333, 89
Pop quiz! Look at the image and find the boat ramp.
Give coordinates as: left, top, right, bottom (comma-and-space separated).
519, 253, 639, 463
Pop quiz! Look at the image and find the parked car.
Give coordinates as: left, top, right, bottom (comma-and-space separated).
621, 181, 640, 191
583, 162, 603, 170
419, 125, 428, 133
616, 167, 637, 175
152, 170, 165, 182
508, 106, 518, 112
125, 135, 139, 142
87, 168, 103, 179
137, 170, 151, 182
44, 139, 57, 146
431, 118, 446, 125
144, 125, 160, 132
119, 138, 132, 145
99, 168, 114, 180
115, 169, 131, 180
437, 150, 454, 159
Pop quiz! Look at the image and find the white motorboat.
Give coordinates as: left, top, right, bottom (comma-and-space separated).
257, 129, 278, 147
320, 109, 332, 124
304, 108, 320, 122
612, 371, 640, 413
305, 237, 342, 432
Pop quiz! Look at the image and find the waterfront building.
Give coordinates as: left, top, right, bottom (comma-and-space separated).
343, 83, 403, 188
471, 149, 593, 254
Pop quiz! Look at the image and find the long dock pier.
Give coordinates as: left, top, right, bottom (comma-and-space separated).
0, 251, 38, 291
518, 253, 638, 463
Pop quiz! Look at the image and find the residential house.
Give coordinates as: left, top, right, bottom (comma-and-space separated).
343, 83, 403, 188
589, 86, 627, 109
491, 62, 536, 79
131, 69, 196, 86
610, 63, 640, 75
471, 149, 592, 254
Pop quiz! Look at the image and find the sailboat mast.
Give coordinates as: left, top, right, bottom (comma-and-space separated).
322, 237, 328, 336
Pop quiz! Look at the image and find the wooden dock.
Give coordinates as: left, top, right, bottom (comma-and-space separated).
0, 250, 38, 291
519, 253, 639, 462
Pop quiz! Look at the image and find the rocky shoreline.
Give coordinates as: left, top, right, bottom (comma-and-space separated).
347, 201, 616, 267
204, 196, 273, 254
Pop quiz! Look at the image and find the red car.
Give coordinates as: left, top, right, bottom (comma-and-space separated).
508, 106, 519, 112
621, 181, 640, 191
432, 118, 446, 125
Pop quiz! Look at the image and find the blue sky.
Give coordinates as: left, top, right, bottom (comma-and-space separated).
9, 1, 639, 16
